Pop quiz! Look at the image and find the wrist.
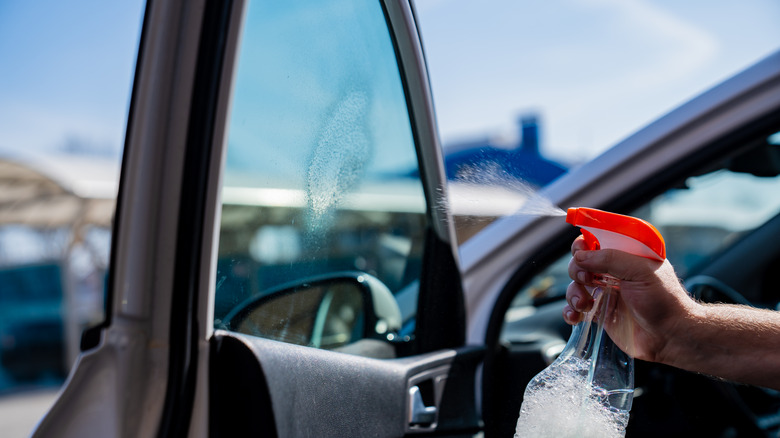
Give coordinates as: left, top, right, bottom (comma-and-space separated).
655, 295, 705, 367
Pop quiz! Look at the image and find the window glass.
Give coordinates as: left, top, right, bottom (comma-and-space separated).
215, 0, 426, 355
505, 131, 780, 312
0, 0, 144, 435
636, 170, 780, 278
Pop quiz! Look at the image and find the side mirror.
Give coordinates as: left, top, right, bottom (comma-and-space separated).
220, 272, 402, 351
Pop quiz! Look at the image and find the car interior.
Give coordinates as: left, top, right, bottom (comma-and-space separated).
483, 114, 780, 437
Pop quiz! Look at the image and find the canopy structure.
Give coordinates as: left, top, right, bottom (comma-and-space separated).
0, 154, 118, 229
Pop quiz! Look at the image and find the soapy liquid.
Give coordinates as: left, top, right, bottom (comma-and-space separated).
441, 162, 567, 222
515, 357, 630, 438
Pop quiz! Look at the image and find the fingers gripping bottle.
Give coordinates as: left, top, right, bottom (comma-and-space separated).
514, 208, 665, 438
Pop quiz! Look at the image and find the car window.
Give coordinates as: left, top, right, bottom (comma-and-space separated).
505, 129, 780, 311
214, 0, 425, 356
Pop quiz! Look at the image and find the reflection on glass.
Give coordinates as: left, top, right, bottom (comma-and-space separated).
215, 0, 426, 352
234, 282, 365, 350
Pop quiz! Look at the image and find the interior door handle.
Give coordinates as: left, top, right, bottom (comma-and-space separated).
408, 385, 437, 426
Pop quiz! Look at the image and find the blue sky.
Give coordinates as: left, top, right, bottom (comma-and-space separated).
0, 0, 778, 165
0, 0, 144, 157
416, 0, 780, 162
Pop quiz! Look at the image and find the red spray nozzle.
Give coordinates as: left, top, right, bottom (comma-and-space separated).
566, 207, 666, 261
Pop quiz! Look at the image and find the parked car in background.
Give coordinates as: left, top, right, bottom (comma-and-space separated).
29, 0, 780, 437
0, 264, 65, 384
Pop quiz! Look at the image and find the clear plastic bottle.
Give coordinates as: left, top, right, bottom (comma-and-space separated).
514, 208, 665, 438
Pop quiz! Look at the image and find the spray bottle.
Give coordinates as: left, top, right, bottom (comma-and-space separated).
514, 207, 665, 438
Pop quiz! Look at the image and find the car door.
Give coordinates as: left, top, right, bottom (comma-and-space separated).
457, 51, 780, 437
32, 1, 482, 437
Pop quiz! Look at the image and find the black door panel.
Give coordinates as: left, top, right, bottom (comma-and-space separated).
210, 330, 482, 437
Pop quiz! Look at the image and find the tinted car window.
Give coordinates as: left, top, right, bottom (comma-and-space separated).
214, 0, 426, 355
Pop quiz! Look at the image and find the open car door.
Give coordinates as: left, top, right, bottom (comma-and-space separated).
33, 1, 482, 437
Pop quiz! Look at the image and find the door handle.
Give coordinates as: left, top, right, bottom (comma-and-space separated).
408, 385, 437, 426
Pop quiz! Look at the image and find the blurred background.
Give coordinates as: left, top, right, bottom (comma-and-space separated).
0, 0, 778, 435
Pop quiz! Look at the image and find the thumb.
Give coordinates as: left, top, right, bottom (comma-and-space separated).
573, 248, 659, 281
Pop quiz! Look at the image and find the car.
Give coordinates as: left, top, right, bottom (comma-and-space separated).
0, 264, 66, 384
31, 0, 780, 437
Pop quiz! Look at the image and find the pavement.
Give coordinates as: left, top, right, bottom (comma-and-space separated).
0, 388, 60, 438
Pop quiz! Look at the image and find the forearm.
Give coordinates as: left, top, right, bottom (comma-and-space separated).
660, 301, 780, 390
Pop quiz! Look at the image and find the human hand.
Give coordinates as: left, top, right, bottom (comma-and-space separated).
563, 235, 695, 362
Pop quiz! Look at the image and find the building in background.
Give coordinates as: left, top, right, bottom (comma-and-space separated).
443, 114, 568, 188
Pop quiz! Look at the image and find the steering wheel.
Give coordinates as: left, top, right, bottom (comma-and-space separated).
675, 275, 780, 437
685, 275, 753, 306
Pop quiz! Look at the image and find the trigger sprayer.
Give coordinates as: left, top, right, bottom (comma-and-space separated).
566, 207, 665, 262
514, 207, 666, 438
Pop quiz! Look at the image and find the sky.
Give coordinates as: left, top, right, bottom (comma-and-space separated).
415, 0, 780, 163
0, 0, 778, 166
0, 0, 145, 158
